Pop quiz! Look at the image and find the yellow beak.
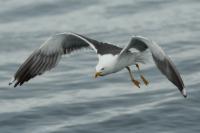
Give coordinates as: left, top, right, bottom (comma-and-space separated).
95, 72, 102, 78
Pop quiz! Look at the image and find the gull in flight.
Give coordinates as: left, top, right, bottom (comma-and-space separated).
9, 32, 186, 98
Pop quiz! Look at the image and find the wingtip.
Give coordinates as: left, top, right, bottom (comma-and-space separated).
181, 88, 187, 98
8, 77, 15, 86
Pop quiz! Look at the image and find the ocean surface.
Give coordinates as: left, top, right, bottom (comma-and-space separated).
0, 0, 200, 133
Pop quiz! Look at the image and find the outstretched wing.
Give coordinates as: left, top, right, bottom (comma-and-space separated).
9, 32, 121, 87
119, 36, 186, 98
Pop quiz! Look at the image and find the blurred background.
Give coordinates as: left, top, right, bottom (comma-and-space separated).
0, 0, 200, 133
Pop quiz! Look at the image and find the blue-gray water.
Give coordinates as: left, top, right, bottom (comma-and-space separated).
0, 0, 200, 133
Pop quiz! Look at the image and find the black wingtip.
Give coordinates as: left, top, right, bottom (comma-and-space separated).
183, 94, 187, 98
14, 81, 20, 88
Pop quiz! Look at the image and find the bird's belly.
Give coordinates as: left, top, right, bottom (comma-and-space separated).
113, 56, 135, 73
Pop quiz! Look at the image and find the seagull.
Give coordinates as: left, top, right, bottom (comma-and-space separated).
9, 32, 187, 98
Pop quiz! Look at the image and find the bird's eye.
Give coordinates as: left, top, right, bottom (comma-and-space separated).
101, 68, 105, 70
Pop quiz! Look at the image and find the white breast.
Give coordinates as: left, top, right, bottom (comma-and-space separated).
96, 53, 135, 74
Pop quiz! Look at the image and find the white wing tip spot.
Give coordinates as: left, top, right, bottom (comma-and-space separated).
9, 77, 15, 85
182, 88, 187, 98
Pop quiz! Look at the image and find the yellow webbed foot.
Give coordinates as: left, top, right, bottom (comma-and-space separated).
141, 75, 149, 86
132, 79, 141, 88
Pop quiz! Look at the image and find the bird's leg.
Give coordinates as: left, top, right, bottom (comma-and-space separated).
136, 64, 149, 86
126, 66, 140, 88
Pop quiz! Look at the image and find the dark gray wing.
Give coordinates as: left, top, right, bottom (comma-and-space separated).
74, 33, 122, 55
119, 36, 186, 98
9, 32, 121, 87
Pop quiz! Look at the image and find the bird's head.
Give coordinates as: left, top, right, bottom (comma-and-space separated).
95, 67, 107, 78
95, 54, 118, 78
95, 66, 110, 78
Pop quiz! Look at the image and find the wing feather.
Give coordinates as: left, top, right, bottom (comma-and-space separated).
10, 32, 121, 87
120, 36, 186, 98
